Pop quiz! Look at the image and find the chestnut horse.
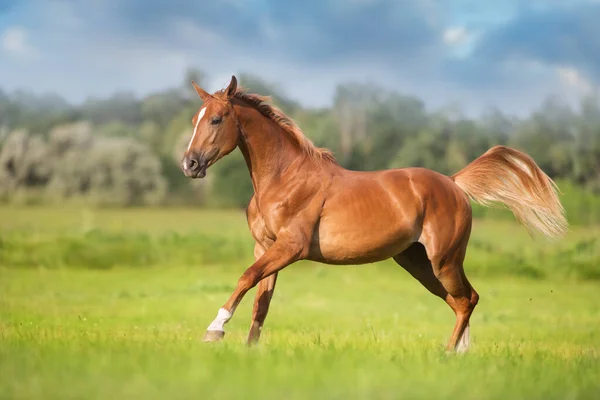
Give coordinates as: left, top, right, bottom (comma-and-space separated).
181, 76, 567, 352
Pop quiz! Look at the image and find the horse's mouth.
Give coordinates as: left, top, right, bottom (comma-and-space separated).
184, 149, 219, 179
193, 164, 207, 179
183, 162, 207, 179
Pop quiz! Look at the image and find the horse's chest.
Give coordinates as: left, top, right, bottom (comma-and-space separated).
248, 186, 323, 247
254, 210, 285, 242
249, 216, 273, 244
246, 201, 282, 246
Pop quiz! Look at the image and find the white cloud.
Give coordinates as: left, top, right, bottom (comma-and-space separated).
556, 66, 594, 93
1, 27, 36, 57
442, 27, 469, 45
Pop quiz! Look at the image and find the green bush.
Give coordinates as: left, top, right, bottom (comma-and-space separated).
555, 179, 600, 226
464, 237, 600, 281
0, 123, 167, 207
207, 151, 254, 209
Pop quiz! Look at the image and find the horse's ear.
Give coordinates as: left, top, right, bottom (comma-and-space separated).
191, 81, 210, 101
225, 75, 237, 100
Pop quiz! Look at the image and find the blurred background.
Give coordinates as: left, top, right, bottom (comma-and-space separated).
0, 0, 598, 216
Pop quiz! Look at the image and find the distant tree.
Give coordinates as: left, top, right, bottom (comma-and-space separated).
572, 96, 600, 191
0, 122, 166, 206
141, 89, 189, 130
80, 91, 142, 125
237, 73, 301, 115
332, 83, 372, 164
364, 91, 427, 171
47, 122, 166, 206
0, 129, 51, 201
95, 121, 136, 138
292, 108, 340, 158
209, 151, 253, 209
1, 67, 600, 208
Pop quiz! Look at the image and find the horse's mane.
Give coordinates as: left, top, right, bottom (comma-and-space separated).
216, 87, 337, 164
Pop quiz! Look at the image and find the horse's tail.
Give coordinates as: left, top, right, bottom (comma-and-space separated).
452, 145, 568, 239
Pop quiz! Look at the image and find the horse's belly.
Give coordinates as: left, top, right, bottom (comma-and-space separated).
308, 214, 419, 265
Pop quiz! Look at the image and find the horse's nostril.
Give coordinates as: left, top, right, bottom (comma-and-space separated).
188, 159, 198, 170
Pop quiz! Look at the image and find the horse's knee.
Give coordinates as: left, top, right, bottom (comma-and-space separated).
470, 288, 479, 308
238, 269, 260, 291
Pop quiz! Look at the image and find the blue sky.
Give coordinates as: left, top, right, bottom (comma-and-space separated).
1, 0, 599, 115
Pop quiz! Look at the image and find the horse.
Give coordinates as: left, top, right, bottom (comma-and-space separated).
180, 76, 567, 352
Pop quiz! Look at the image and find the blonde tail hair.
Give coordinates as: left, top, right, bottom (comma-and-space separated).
452, 145, 568, 239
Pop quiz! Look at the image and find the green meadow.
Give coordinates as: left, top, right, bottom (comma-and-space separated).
0, 207, 599, 399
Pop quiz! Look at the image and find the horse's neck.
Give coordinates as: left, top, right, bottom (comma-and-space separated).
234, 104, 304, 194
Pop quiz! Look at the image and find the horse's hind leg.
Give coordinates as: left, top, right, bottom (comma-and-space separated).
455, 269, 479, 352
393, 243, 448, 301
394, 242, 479, 353
435, 259, 478, 353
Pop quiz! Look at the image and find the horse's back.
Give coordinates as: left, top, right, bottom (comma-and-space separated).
328, 166, 467, 212
400, 167, 470, 207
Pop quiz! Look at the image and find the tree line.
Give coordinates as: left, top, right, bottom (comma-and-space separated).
0, 68, 599, 215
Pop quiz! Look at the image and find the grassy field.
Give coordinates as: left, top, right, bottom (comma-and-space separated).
0, 206, 599, 399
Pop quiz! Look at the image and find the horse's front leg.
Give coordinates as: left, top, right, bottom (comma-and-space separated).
246, 243, 278, 345
247, 272, 278, 345
203, 233, 305, 342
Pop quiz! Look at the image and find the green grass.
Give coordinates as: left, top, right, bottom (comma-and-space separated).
0, 206, 599, 399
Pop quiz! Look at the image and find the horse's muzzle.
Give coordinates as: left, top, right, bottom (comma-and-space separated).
182, 153, 207, 178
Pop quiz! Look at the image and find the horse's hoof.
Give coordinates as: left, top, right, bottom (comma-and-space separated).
203, 330, 225, 342
246, 324, 261, 346
246, 335, 260, 346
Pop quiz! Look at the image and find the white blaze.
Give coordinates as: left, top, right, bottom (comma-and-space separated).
187, 107, 207, 151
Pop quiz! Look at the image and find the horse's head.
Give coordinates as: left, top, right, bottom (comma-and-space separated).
181, 76, 240, 179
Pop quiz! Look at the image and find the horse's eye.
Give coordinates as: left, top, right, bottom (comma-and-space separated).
210, 116, 222, 125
